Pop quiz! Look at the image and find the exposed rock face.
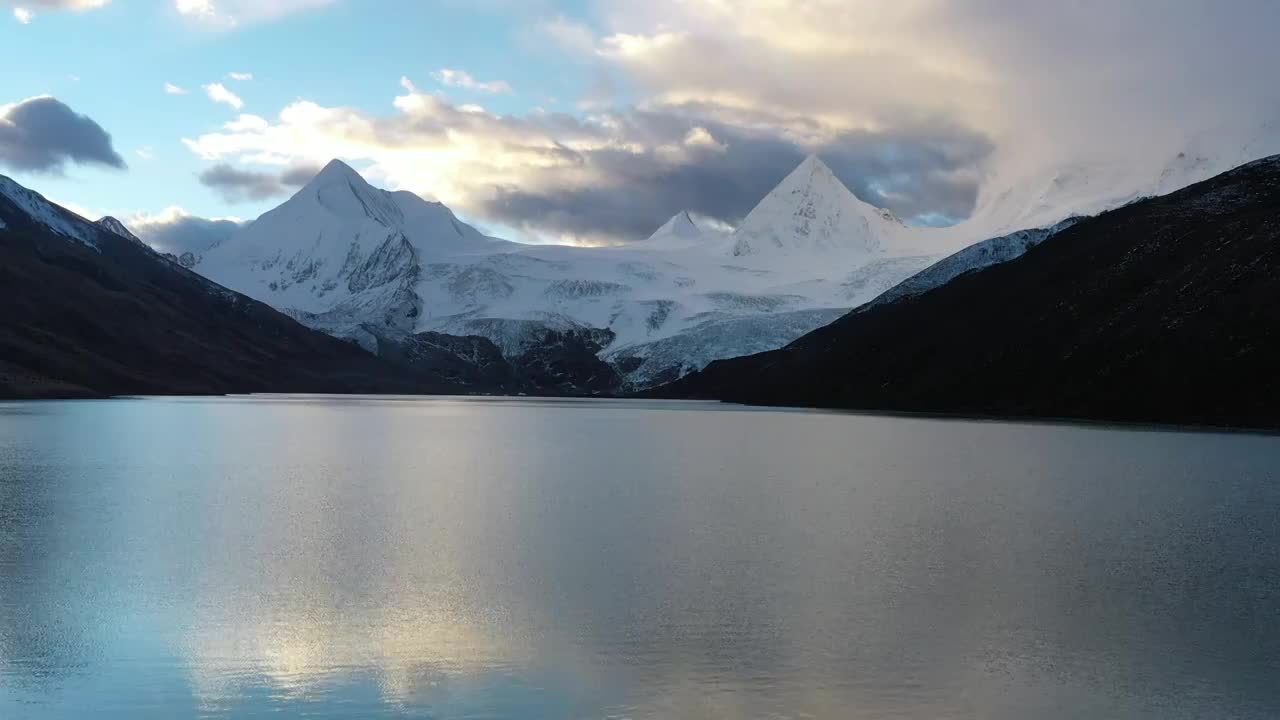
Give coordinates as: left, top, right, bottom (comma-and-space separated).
370, 329, 513, 390
372, 325, 622, 397
510, 328, 622, 396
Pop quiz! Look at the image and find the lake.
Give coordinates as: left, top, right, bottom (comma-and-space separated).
1, 396, 1278, 719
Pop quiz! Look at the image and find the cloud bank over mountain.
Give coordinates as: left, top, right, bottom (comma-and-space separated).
170, 0, 1280, 243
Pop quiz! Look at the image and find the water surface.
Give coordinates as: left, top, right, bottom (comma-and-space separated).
1, 396, 1278, 718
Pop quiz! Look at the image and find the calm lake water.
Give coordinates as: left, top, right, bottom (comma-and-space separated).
0, 396, 1278, 719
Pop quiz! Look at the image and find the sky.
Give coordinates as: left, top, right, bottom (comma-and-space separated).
3, 0, 1280, 250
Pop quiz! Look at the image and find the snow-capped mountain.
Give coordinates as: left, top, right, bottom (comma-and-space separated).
0, 171, 457, 398
731, 154, 912, 259
190, 155, 949, 388
96, 216, 145, 245
648, 210, 705, 244
962, 119, 1280, 238
0, 175, 99, 248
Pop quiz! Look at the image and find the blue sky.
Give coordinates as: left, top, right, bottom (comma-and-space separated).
2, 0, 604, 226
3, 1, 1279, 247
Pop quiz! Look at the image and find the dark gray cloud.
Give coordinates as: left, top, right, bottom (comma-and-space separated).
180, 1, 1280, 244
0, 96, 126, 173
482, 109, 992, 241
129, 211, 241, 257
187, 87, 993, 242
197, 163, 319, 202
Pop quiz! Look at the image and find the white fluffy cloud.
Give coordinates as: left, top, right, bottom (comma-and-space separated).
227, 72, 253, 81
164, 82, 188, 95
202, 83, 243, 110
10, 0, 108, 22
181, 76, 990, 243
126, 206, 242, 256
432, 69, 513, 95
174, 0, 333, 27
585, 0, 1280, 181
177, 0, 1280, 243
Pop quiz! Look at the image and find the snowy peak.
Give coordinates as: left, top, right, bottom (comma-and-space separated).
730, 154, 902, 258
646, 210, 707, 247
97, 216, 143, 245
195, 157, 503, 331
652, 210, 700, 240
294, 159, 405, 227
0, 174, 98, 247
304, 158, 372, 194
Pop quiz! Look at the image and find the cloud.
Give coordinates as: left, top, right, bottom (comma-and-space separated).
0, 96, 126, 173
202, 83, 243, 110
534, 16, 596, 56
587, 0, 1280, 185
483, 114, 990, 241
228, 72, 253, 81
181, 1, 1280, 243
164, 82, 188, 95
197, 162, 318, 202
18, 0, 109, 6
9, 0, 110, 22
181, 79, 988, 243
174, 0, 213, 16
126, 206, 241, 256
432, 69, 513, 95
174, 0, 334, 27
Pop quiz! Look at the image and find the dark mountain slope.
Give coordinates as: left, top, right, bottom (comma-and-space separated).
0, 176, 453, 399
660, 155, 1280, 429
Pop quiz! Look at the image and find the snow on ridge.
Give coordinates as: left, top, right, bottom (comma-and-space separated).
96, 216, 145, 245
0, 175, 99, 248
865, 217, 1085, 310
185, 157, 956, 386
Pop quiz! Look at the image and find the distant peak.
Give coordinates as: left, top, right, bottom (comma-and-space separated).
96, 216, 142, 243
650, 209, 702, 241
291, 158, 408, 226
800, 152, 826, 167
671, 210, 697, 229
789, 153, 839, 183
729, 152, 904, 258
302, 159, 376, 194
321, 158, 355, 173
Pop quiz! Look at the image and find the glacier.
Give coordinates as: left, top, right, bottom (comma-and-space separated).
167, 125, 1280, 391
13, 120, 1280, 394
190, 155, 966, 388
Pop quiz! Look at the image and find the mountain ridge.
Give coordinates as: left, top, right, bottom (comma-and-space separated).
656, 153, 1280, 429
0, 172, 459, 399
184, 155, 951, 389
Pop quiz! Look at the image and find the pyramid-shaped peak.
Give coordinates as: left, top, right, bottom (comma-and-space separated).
798, 153, 833, 172
729, 153, 908, 258
780, 153, 844, 190
290, 159, 406, 227
651, 210, 701, 240
310, 158, 368, 187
